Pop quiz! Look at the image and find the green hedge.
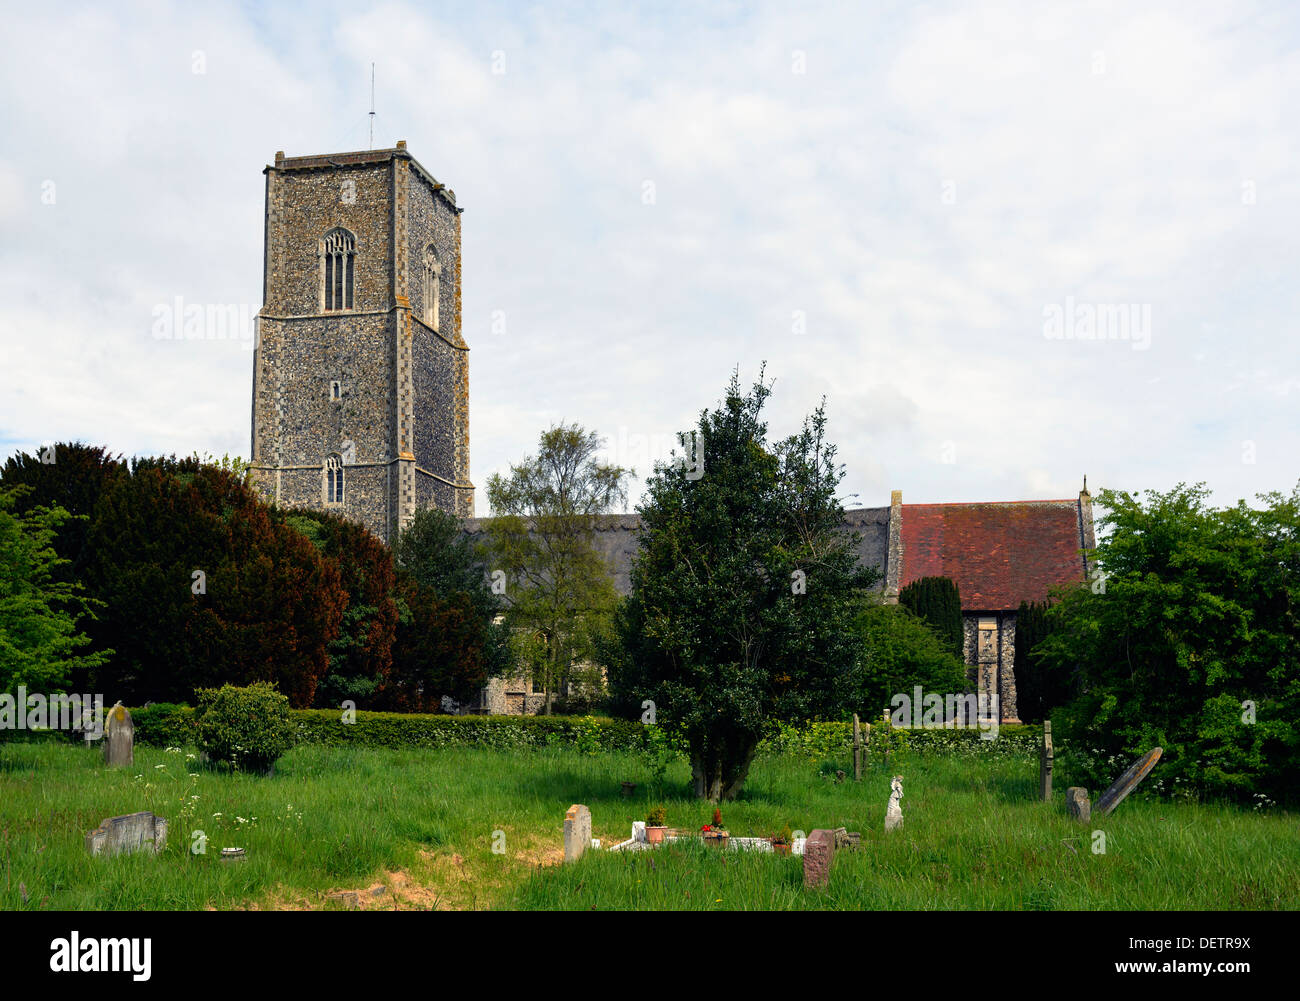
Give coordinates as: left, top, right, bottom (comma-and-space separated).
126, 704, 1042, 758
763, 720, 1042, 760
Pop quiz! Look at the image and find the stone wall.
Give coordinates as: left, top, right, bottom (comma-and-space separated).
962, 612, 1020, 723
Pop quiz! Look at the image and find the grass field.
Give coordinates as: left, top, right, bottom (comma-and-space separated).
1, 740, 1295, 910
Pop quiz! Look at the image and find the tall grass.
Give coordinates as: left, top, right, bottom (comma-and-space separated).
1, 740, 1294, 910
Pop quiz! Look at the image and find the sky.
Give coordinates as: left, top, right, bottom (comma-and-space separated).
1, 0, 1297, 516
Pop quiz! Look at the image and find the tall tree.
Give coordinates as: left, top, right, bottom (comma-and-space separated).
1038, 483, 1300, 804
0, 443, 126, 584
1013, 599, 1065, 724
853, 598, 968, 717
611, 369, 875, 800
0, 486, 112, 697
898, 576, 964, 659
284, 509, 399, 709
387, 507, 508, 711
484, 425, 629, 714
83, 456, 346, 706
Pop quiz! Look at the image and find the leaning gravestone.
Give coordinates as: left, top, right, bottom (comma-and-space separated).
563, 804, 591, 863
86, 812, 168, 857
102, 702, 133, 767
1095, 748, 1162, 817
1066, 787, 1091, 822
803, 829, 835, 888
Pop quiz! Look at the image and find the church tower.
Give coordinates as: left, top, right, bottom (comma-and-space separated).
250, 142, 473, 544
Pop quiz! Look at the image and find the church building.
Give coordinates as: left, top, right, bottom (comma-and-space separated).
249, 144, 1095, 723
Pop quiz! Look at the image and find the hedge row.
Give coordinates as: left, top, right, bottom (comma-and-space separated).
130, 704, 649, 753
763, 719, 1043, 759
128, 703, 1042, 757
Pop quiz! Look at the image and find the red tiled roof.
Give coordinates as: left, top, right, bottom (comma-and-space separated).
900, 500, 1085, 611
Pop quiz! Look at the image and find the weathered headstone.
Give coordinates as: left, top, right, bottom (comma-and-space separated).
85, 811, 167, 857
1066, 787, 1091, 822
1095, 748, 1162, 817
1040, 721, 1053, 802
803, 829, 835, 888
852, 713, 862, 781
885, 775, 904, 831
102, 702, 133, 767
563, 803, 591, 863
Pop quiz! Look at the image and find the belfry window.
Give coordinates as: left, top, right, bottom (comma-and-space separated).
322, 228, 355, 311
423, 246, 440, 330
325, 453, 344, 504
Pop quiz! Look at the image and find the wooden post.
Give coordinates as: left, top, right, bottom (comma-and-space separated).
1040, 721, 1053, 802
852, 713, 862, 781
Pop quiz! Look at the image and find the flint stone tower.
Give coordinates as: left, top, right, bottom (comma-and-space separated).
250, 142, 473, 543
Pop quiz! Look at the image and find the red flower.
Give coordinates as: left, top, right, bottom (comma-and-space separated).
701, 825, 711, 832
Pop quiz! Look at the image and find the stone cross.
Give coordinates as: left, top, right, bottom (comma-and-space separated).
1040, 721, 1053, 802
563, 804, 591, 863
1066, 787, 1091, 822
103, 702, 133, 767
1095, 748, 1162, 817
885, 775, 904, 831
802, 829, 835, 888
86, 812, 167, 857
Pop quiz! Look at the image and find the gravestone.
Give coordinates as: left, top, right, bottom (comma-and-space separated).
85, 812, 168, 857
728, 837, 774, 852
885, 775, 904, 831
803, 829, 835, 888
853, 714, 862, 781
102, 702, 133, 767
1040, 721, 1053, 802
563, 804, 591, 863
1095, 748, 1162, 817
1066, 787, 1091, 822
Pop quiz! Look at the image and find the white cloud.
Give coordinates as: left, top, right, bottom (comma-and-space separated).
1, 0, 1296, 514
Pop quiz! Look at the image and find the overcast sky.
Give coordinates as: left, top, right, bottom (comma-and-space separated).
1, 0, 1296, 516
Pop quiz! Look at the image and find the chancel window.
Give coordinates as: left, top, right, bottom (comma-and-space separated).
322, 228, 355, 311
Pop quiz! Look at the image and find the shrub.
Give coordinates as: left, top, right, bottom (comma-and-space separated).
195, 682, 294, 773
646, 805, 667, 827
131, 702, 197, 746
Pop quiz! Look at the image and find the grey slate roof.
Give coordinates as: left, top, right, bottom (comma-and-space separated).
461, 508, 891, 596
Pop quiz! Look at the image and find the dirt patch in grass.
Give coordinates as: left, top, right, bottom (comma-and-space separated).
250, 829, 565, 911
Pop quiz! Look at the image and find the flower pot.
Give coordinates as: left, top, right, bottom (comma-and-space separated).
646, 825, 666, 844
621, 782, 637, 797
